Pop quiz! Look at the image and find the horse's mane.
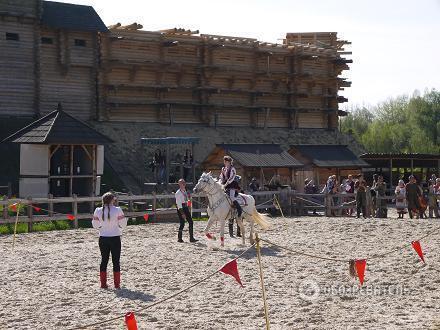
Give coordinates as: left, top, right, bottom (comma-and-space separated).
202, 172, 223, 190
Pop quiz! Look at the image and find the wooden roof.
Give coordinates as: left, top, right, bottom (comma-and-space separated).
211, 144, 303, 168
41, 1, 108, 33
360, 153, 440, 168
291, 145, 368, 168
2, 106, 113, 145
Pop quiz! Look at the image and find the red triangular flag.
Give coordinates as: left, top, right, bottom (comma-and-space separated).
411, 241, 425, 263
355, 259, 367, 286
187, 200, 192, 207
9, 203, 18, 211
32, 206, 41, 212
143, 214, 149, 222
67, 214, 75, 221
124, 312, 138, 330
219, 259, 243, 287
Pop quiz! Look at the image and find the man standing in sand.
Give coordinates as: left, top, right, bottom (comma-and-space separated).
175, 179, 198, 243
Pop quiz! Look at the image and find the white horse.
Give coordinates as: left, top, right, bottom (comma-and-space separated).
193, 172, 270, 246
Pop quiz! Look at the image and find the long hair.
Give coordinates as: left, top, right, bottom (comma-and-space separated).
102, 192, 115, 221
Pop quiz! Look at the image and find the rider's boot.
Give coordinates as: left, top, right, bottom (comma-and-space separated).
228, 220, 235, 238
233, 200, 242, 218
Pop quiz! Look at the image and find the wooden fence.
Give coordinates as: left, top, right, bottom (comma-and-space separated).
0, 190, 419, 232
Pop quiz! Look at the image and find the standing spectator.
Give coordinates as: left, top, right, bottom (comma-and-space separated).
175, 179, 198, 243
428, 175, 439, 218
323, 175, 337, 216
268, 174, 282, 189
304, 178, 318, 194
435, 178, 440, 210
304, 178, 318, 215
370, 174, 378, 217
374, 175, 387, 218
406, 175, 424, 219
355, 178, 367, 218
92, 192, 127, 289
153, 149, 161, 183
395, 179, 407, 218
249, 177, 260, 192
183, 149, 192, 182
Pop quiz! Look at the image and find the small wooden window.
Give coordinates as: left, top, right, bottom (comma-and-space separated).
74, 39, 86, 47
6, 32, 19, 41
41, 37, 53, 44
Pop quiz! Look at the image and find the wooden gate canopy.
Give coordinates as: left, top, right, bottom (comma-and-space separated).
289, 144, 368, 189
2, 104, 113, 198
360, 153, 440, 187
202, 144, 303, 189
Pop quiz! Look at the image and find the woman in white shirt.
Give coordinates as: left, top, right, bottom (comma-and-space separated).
92, 192, 127, 289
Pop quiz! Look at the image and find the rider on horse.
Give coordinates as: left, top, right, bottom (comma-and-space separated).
219, 155, 243, 218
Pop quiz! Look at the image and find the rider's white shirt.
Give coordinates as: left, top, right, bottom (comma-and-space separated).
175, 189, 189, 209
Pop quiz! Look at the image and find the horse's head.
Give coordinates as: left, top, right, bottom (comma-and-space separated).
193, 172, 215, 194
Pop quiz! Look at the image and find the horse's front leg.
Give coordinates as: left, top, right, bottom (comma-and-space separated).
219, 216, 226, 247
204, 214, 217, 240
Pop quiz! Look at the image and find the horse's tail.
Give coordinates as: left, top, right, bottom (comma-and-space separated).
251, 210, 270, 230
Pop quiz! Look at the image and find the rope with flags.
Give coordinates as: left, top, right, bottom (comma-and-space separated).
70, 243, 255, 330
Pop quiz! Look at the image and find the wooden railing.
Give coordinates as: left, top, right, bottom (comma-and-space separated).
0, 191, 281, 231
1, 190, 425, 232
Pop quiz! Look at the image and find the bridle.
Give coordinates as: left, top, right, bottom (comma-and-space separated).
196, 175, 227, 211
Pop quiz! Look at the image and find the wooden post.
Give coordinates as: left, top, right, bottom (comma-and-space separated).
3, 196, 9, 220
70, 145, 74, 196
263, 108, 270, 129
288, 190, 293, 217
255, 234, 270, 330
325, 193, 331, 217
128, 192, 133, 212
438, 159, 440, 178
48, 194, 54, 217
27, 197, 33, 232
389, 158, 393, 189
73, 194, 78, 229
166, 144, 170, 185
191, 142, 195, 184
152, 192, 157, 222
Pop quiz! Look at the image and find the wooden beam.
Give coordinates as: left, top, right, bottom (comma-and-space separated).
264, 107, 270, 129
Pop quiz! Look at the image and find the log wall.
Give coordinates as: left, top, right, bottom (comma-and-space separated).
0, 17, 37, 116
100, 28, 351, 128
0, 1, 351, 127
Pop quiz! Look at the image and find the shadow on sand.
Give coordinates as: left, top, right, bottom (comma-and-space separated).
115, 287, 155, 303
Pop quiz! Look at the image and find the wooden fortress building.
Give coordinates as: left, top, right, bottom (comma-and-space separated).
0, 0, 355, 194
0, 0, 351, 127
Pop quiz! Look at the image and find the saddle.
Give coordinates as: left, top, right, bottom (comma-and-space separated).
225, 193, 247, 207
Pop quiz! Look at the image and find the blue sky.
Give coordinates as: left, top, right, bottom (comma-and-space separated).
57, 0, 440, 108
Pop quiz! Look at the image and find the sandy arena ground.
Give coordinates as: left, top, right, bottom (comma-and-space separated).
1, 215, 440, 330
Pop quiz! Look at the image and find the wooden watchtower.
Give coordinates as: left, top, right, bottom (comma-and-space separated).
2, 104, 113, 198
